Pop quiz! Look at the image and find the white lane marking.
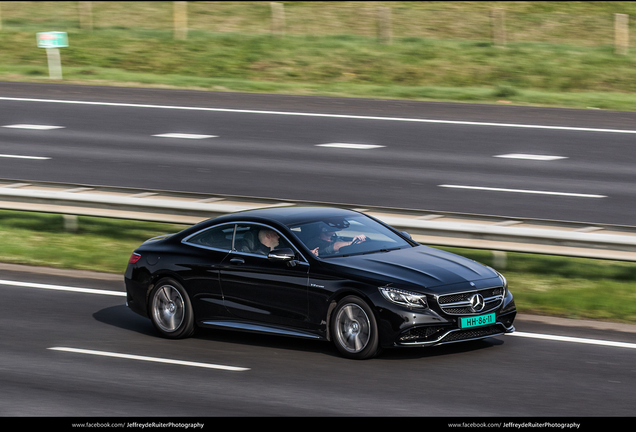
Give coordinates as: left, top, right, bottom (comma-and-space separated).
1, 96, 636, 134
508, 331, 636, 350
2, 124, 65, 130
439, 184, 607, 198
316, 143, 385, 150
495, 153, 567, 161
152, 133, 218, 139
0, 279, 125, 296
48, 347, 250, 371
0, 154, 50, 160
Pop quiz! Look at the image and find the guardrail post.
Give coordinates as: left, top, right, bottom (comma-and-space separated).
63, 215, 79, 232
492, 251, 508, 269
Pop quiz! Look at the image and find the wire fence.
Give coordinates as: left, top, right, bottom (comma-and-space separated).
0, 2, 630, 51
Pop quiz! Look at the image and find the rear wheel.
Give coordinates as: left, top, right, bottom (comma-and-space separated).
331, 296, 380, 359
149, 278, 195, 339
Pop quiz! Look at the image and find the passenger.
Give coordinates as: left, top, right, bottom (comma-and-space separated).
309, 225, 366, 257
256, 229, 281, 255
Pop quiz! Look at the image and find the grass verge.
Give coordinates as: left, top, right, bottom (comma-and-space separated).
1, 209, 635, 325
2, 27, 636, 111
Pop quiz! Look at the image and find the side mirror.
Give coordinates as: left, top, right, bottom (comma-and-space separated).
268, 248, 297, 265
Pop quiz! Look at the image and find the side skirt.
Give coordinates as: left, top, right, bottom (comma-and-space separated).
199, 320, 326, 340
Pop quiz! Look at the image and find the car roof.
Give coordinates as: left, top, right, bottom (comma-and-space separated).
210, 206, 361, 226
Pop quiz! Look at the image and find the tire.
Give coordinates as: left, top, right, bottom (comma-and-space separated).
149, 278, 195, 339
331, 296, 381, 360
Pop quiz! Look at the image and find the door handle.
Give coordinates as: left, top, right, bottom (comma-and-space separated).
230, 258, 245, 265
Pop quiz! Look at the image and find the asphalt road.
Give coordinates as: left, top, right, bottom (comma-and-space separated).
1, 81, 636, 226
1, 263, 635, 418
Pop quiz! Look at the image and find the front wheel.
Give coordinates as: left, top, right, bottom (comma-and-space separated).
149, 278, 195, 339
331, 296, 381, 359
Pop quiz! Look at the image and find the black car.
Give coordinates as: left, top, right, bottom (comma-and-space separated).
125, 207, 516, 359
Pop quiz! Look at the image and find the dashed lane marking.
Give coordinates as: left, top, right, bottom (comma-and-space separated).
316, 143, 385, 149
0, 154, 50, 160
152, 133, 218, 139
2, 124, 65, 130
494, 154, 568, 161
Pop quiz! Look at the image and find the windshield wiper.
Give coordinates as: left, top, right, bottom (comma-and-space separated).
338, 247, 402, 257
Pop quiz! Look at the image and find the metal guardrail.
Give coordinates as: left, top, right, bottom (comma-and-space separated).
2, 178, 636, 262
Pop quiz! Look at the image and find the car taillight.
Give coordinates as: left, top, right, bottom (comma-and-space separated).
129, 252, 141, 264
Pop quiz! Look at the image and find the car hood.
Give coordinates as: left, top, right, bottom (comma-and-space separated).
325, 245, 500, 292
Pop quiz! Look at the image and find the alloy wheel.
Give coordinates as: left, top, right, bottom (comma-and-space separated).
152, 284, 185, 333
334, 303, 371, 353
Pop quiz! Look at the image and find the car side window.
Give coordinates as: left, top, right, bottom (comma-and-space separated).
233, 225, 260, 253
234, 224, 294, 256
184, 224, 234, 251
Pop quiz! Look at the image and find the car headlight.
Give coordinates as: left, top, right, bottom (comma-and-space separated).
379, 286, 428, 309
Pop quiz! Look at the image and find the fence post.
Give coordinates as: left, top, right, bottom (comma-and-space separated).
377, 7, 392, 44
271, 2, 285, 36
615, 13, 629, 55
78, 2, 93, 32
174, 1, 188, 40
491, 8, 506, 47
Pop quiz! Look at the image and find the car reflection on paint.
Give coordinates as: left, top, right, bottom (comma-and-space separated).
125, 207, 516, 359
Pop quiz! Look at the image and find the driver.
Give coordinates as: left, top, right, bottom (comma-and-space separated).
309, 224, 366, 257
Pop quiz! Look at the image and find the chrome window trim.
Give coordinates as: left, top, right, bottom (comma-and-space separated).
181, 222, 235, 254
182, 221, 308, 264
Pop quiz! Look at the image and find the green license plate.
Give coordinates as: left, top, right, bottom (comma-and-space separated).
459, 313, 496, 329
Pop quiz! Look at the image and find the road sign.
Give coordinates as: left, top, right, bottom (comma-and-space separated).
36, 32, 68, 79
36, 31, 68, 49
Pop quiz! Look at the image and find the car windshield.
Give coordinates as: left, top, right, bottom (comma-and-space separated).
288, 214, 412, 258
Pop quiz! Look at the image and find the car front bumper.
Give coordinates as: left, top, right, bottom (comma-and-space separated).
378, 291, 517, 348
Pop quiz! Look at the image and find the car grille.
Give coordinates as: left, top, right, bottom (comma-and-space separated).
437, 287, 504, 315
